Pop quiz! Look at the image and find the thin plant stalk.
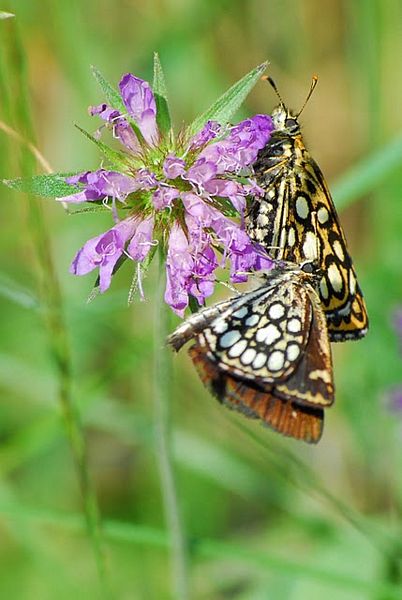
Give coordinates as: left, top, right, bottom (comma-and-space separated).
2, 23, 111, 597
154, 251, 190, 600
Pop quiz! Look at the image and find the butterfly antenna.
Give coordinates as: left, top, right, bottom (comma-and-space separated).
296, 75, 318, 117
261, 75, 287, 109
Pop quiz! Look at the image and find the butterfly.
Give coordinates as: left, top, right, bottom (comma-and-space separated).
246, 77, 368, 342
168, 262, 334, 444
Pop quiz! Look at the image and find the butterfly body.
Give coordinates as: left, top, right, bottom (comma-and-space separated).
246, 105, 369, 342
168, 263, 334, 443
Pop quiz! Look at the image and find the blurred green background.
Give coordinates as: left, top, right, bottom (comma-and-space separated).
1, 1, 402, 599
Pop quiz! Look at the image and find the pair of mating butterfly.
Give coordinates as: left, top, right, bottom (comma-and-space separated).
168, 77, 368, 444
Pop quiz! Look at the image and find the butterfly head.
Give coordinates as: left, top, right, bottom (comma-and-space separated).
264, 75, 318, 136
271, 105, 300, 135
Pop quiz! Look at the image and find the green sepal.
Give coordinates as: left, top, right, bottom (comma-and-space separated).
188, 61, 268, 136
188, 295, 200, 314
74, 124, 134, 170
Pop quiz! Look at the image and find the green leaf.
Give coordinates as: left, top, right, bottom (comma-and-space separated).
332, 133, 402, 211
90, 65, 126, 114
74, 124, 133, 170
188, 61, 268, 135
152, 52, 172, 135
3, 172, 80, 197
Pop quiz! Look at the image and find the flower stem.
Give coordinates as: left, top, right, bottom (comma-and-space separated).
154, 252, 190, 600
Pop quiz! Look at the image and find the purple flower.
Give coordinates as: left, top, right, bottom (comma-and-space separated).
119, 74, 159, 145
70, 217, 137, 292
63, 170, 140, 204
63, 67, 275, 314
197, 114, 273, 173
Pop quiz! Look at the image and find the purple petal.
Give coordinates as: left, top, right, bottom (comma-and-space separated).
127, 216, 155, 261
184, 158, 217, 186
203, 178, 241, 197
188, 120, 221, 150
152, 186, 179, 210
89, 103, 140, 152
119, 74, 159, 145
197, 114, 273, 173
70, 217, 137, 292
164, 223, 193, 316
62, 169, 155, 204
229, 243, 273, 283
163, 155, 186, 179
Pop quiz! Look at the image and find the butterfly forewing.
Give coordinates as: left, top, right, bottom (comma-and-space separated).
168, 264, 334, 444
246, 105, 369, 342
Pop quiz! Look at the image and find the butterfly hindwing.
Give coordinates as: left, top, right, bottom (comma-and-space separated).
168, 264, 334, 444
189, 343, 324, 444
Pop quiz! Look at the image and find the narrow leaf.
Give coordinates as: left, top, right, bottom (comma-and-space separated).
189, 62, 268, 135
332, 133, 402, 211
152, 52, 172, 135
3, 173, 80, 197
90, 65, 126, 114
74, 124, 133, 170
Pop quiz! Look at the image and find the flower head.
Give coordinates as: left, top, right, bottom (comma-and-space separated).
62, 69, 274, 315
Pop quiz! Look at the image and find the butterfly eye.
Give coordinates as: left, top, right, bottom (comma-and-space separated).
285, 118, 297, 128
301, 261, 314, 274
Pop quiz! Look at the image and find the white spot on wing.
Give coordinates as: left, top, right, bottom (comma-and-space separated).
267, 350, 285, 371
228, 339, 247, 358
302, 231, 318, 261
213, 318, 228, 334
256, 324, 281, 345
268, 303, 285, 320
296, 195, 309, 219
233, 306, 248, 319
320, 277, 329, 299
328, 263, 343, 293
241, 348, 256, 365
333, 240, 345, 262
287, 227, 296, 247
287, 318, 301, 333
252, 352, 267, 369
220, 330, 241, 348
286, 343, 300, 361
349, 271, 356, 295
317, 206, 329, 224
245, 314, 259, 327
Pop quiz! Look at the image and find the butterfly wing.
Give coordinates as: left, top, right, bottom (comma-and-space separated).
199, 280, 313, 384
189, 343, 324, 444
247, 129, 369, 342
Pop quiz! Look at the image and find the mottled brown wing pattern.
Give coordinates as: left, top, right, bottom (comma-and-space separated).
168, 264, 334, 444
246, 105, 368, 342
189, 344, 324, 444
